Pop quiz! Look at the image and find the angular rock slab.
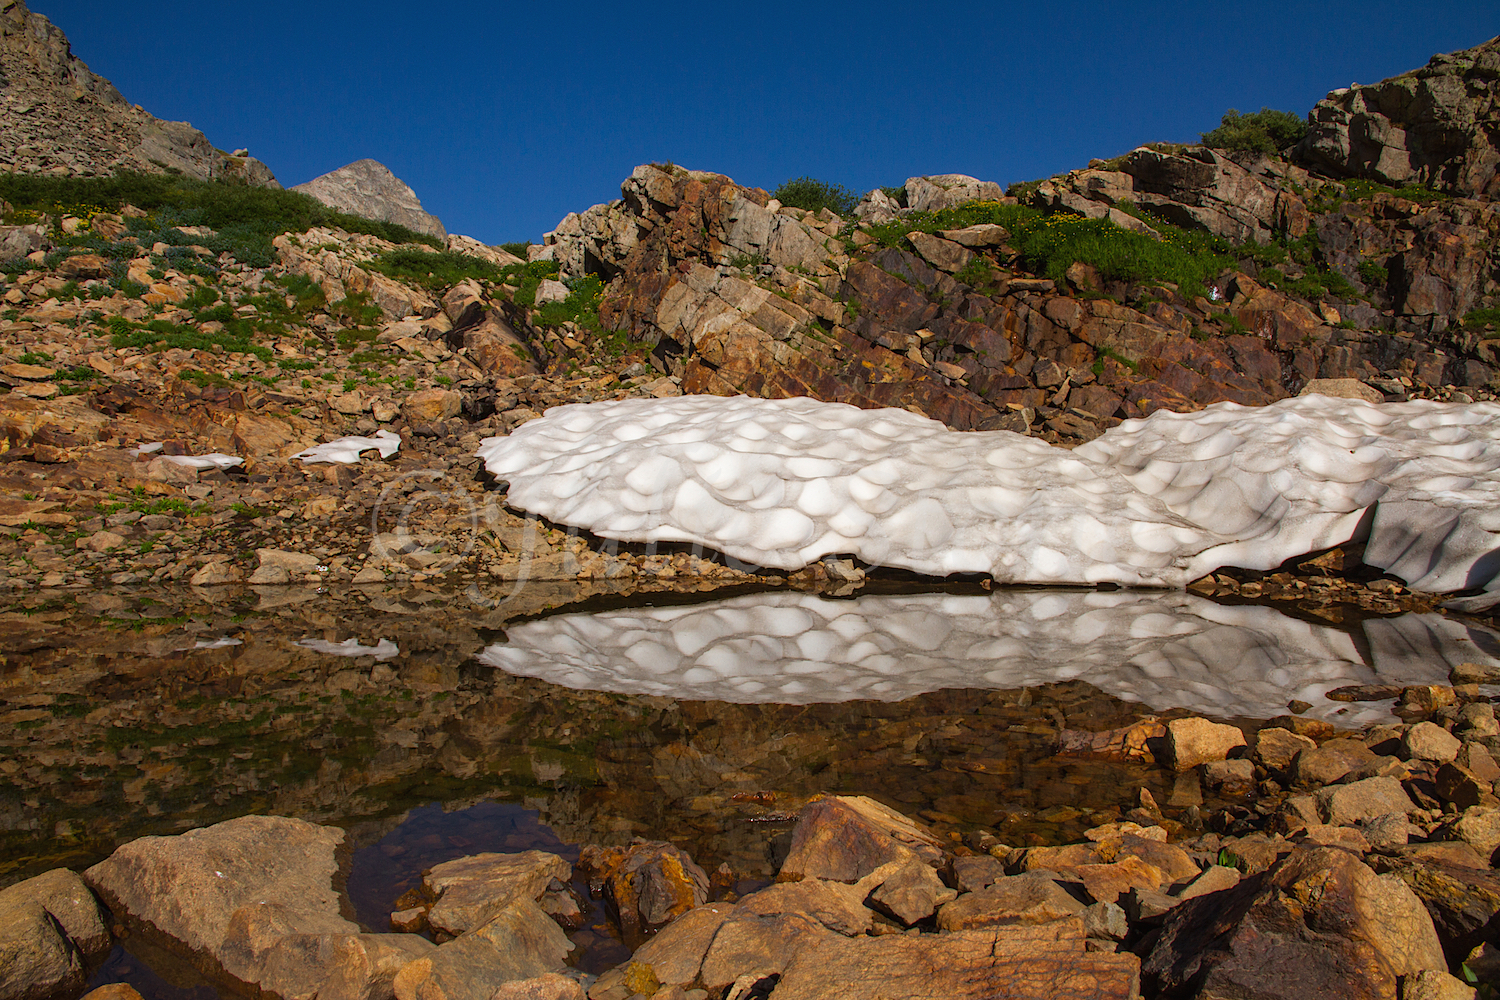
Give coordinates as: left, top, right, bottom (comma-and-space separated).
84, 815, 358, 993
772, 921, 1140, 1000
0, 868, 109, 1000
424, 851, 571, 937
779, 795, 944, 882
1372, 854, 1500, 964
578, 841, 708, 945
1144, 846, 1445, 999
393, 901, 573, 1000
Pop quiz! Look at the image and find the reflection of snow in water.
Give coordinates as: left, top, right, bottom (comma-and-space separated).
297, 637, 401, 661
478, 591, 1500, 724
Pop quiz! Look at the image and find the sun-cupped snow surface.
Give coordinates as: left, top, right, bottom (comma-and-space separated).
475, 393, 1500, 590
1075, 394, 1500, 591
477, 395, 1232, 585
292, 430, 402, 465
477, 590, 1491, 723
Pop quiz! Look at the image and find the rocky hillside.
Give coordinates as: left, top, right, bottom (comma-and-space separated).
292, 159, 447, 241
0, 0, 276, 185
0, 34, 1496, 593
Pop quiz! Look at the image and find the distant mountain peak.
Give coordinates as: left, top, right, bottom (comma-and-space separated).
292, 160, 446, 240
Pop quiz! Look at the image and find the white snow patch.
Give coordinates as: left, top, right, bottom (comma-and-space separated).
293, 430, 402, 465
475, 394, 1500, 590
297, 637, 400, 661
128, 442, 243, 470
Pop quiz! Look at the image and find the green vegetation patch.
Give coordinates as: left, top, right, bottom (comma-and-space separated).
1463, 306, 1500, 329
0, 171, 442, 270
369, 248, 507, 291
109, 315, 272, 361
1357, 260, 1389, 288
1200, 108, 1308, 154
535, 274, 604, 332
866, 201, 1265, 300
773, 177, 859, 217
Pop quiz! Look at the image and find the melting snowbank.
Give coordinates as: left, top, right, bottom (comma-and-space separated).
476, 394, 1500, 590
477, 590, 1493, 722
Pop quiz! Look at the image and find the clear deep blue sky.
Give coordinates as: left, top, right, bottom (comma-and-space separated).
28, 2, 1498, 245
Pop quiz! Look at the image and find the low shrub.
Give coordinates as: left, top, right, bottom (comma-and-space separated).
867, 201, 1248, 300
1357, 260, 1389, 288
535, 273, 604, 332
773, 177, 859, 217
109, 315, 271, 360
1463, 306, 1500, 328
369, 248, 505, 291
0, 172, 442, 270
1200, 108, 1308, 154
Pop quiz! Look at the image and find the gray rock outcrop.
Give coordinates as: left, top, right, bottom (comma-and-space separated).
0, 0, 277, 184
1029, 144, 1315, 244
1299, 35, 1500, 197
903, 173, 1004, 212
292, 160, 447, 240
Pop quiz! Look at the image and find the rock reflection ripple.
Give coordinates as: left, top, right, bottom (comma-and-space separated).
479, 590, 1499, 723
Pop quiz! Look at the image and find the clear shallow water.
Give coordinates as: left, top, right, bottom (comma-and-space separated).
2, 579, 1494, 998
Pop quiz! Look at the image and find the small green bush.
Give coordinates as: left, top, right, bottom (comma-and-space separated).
865, 201, 1249, 300
535, 273, 604, 332
370, 248, 505, 291
1213, 312, 1251, 336
500, 242, 532, 259
1201, 108, 1308, 154
1357, 260, 1389, 287
953, 256, 997, 289
178, 370, 233, 388
330, 291, 383, 329
773, 177, 858, 217
1463, 307, 1500, 328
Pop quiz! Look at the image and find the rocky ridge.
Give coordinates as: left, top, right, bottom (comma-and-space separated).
293, 160, 448, 241
1300, 35, 1500, 198
0, 0, 277, 185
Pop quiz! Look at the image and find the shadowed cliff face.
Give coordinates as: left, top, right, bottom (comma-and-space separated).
0, 0, 278, 184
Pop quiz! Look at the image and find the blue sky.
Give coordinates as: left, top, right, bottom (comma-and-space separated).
29, 2, 1498, 245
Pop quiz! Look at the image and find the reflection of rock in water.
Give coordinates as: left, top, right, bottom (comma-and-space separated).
480, 591, 1494, 724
